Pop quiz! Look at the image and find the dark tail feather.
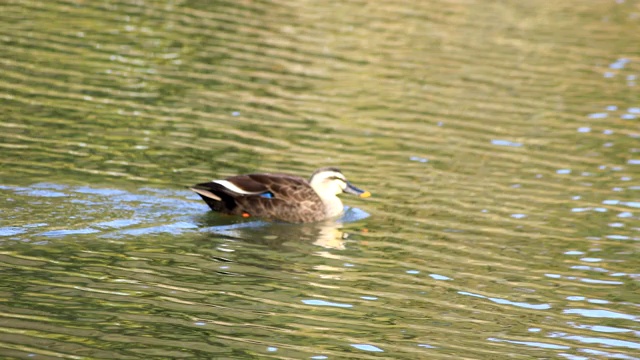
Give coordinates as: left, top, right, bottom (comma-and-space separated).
189, 183, 238, 213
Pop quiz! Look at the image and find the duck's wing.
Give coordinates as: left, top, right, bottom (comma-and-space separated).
234, 174, 325, 222
245, 173, 313, 198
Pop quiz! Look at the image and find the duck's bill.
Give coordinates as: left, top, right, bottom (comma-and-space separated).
344, 182, 371, 198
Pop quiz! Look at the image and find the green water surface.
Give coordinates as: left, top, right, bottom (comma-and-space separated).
1, 0, 639, 359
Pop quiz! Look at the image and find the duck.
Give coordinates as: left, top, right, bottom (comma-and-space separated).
189, 167, 370, 223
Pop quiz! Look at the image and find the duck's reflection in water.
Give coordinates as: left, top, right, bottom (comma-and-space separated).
196, 206, 369, 250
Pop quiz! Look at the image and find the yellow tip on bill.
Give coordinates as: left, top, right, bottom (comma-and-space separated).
359, 191, 371, 198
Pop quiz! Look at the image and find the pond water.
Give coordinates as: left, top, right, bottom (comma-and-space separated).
1, 0, 639, 359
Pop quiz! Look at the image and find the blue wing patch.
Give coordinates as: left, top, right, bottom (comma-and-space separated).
260, 192, 274, 199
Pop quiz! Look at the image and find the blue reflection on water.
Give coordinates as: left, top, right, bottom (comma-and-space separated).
429, 274, 451, 281
609, 58, 629, 69
569, 322, 633, 334
301, 299, 353, 308
409, 156, 429, 163
579, 348, 639, 360
95, 219, 141, 228
564, 251, 584, 255
0, 227, 27, 236
458, 291, 551, 310
606, 235, 631, 240
491, 139, 523, 147
488, 337, 569, 350
1, 183, 370, 242
558, 353, 589, 360
580, 278, 623, 285
350, 344, 383, 352
588, 112, 608, 119
563, 309, 637, 320
112, 222, 199, 237
23, 189, 68, 197
74, 187, 127, 196
38, 228, 101, 237
570, 265, 608, 272
555, 334, 640, 350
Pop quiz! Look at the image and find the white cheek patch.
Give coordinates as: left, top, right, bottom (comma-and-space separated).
213, 180, 265, 195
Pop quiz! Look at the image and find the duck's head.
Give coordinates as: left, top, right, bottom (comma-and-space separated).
309, 167, 371, 198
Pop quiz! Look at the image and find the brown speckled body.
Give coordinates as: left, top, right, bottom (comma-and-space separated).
192, 173, 328, 223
